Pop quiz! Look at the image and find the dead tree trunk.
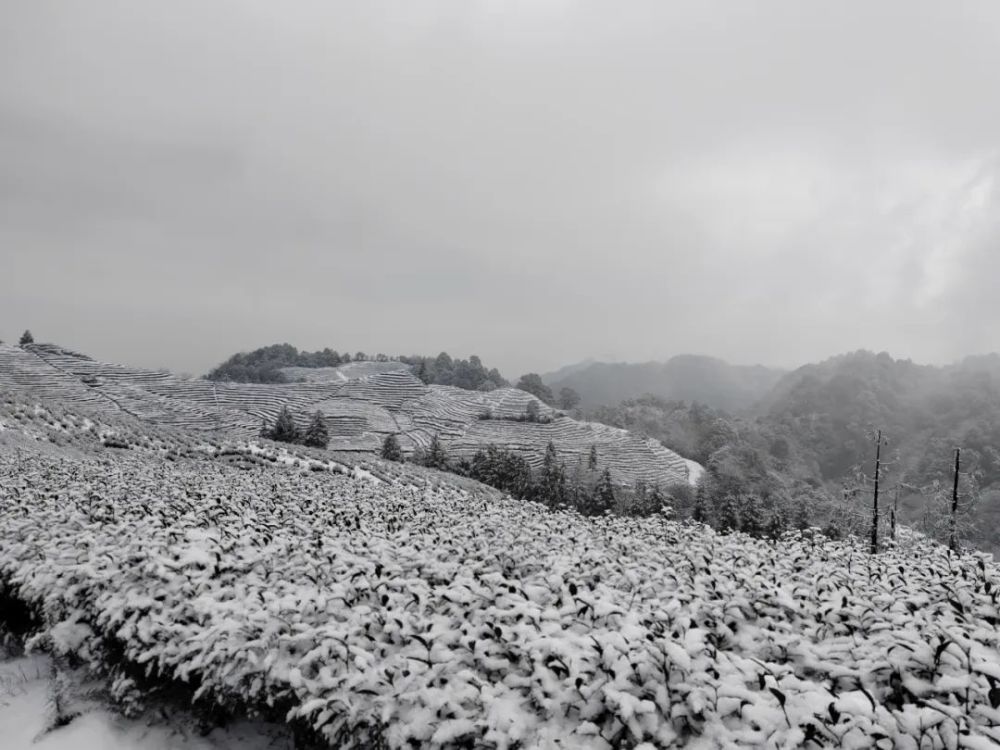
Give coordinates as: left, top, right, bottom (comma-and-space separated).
949, 448, 961, 553
871, 430, 882, 554
891, 483, 899, 541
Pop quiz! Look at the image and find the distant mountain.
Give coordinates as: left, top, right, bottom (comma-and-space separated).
540, 358, 598, 384
544, 355, 786, 412
761, 349, 1000, 479
574, 349, 1000, 554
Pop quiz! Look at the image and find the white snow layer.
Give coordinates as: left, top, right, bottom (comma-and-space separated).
684, 458, 705, 486
0, 655, 290, 750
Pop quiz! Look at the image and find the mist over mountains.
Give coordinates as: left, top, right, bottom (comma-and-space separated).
562, 349, 1000, 554
543, 355, 787, 412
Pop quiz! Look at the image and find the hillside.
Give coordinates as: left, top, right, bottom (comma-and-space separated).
578, 350, 1000, 554
761, 350, 1000, 484
3, 431, 1000, 747
545, 356, 786, 412
0, 342, 695, 488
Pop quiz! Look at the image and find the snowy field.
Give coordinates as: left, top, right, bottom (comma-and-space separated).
0, 654, 292, 750
3, 444, 1000, 748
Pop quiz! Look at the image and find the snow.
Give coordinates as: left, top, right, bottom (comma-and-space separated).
351, 466, 381, 484
4, 444, 1000, 747
0, 655, 290, 750
684, 458, 705, 486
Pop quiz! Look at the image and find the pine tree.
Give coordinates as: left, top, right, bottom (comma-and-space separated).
537, 441, 566, 507
590, 468, 616, 515
716, 493, 740, 533
425, 434, 447, 469
19, 330, 34, 346
302, 411, 329, 448
381, 433, 403, 462
270, 406, 300, 444
588, 444, 598, 471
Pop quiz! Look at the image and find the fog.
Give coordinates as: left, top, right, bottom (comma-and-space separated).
3, 1, 1000, 377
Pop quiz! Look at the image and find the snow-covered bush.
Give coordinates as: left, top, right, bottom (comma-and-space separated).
2, 449, 1000, 748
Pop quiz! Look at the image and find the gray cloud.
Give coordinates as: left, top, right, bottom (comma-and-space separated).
3, 0, 1000, 376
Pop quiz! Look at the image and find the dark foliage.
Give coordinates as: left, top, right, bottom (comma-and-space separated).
301, 411, 329, 449
463, 445, 534, 499
516, 373, 555, 405
207, 344, 346, 383
401, 352, 506, 391
380, 434, 403, 462
268, 406, 301, 444
19, 330, 34, 346
423, 434, 448, 470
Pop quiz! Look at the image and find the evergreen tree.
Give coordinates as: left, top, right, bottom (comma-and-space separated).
259, 418, 271, 439
715, 493, 740, 533
270, 406, 301, 444
19, 330, 34, 346
590, 468, 616, 515
425, 434, 447, 469
588, 444, 598, 471
538, 441, 566, 507
516, 373, 555, 405
381, 433, 403, 462
302, 411, 329, 448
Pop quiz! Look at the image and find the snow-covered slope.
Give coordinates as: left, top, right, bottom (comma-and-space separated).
0, 342, 696, 487
0, 654, 292, 750
3, 444, 1000, 748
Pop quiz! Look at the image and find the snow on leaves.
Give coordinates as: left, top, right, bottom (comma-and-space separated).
2, 449, 1000, 748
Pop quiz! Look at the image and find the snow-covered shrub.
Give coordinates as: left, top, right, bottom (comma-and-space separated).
3, 448, 1000, 748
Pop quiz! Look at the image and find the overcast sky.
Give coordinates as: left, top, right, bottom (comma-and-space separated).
3, 1, 1000, 377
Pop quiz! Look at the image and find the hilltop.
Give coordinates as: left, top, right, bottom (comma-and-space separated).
0, 341, 695, 489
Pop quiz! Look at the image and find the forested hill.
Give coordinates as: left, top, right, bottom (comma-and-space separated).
763, 350, 1000, 486
584, 349, 1000, 553
544, 355, 786, 412
206, 344, 507, 390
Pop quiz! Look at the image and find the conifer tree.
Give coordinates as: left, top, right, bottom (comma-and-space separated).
425, 434, 447, 469
302, 411, 329, 448
537, 441, 566, 507
381, 433, 403, 462
648, 484, 667, 515
590, 468, 616, 515
259, 418, 271, 439
270, 406, 300, 444
19, 330, 34, 346
588, 444, 598, 471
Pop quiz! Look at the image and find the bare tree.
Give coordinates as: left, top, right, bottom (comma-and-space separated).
870, 429, 886, 554
950, 448, 961, 553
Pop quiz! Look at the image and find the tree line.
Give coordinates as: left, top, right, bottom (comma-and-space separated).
259, 406, 329, 449
207, 344, 394, 383
380, 433, 690, 519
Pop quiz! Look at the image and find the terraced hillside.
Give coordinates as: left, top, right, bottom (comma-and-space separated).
0, 343, 696, 487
